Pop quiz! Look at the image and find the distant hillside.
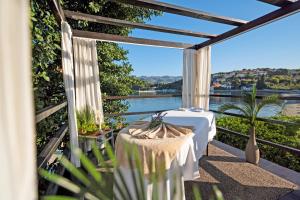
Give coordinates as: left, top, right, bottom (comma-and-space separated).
138, 75, 182, 84
137, 68, 300, 91
211, 68, 300, 90
156, 79, 183, 91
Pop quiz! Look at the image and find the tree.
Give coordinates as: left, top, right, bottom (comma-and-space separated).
231, 78, 241, 89
64, 1, 161, 127
270, 77, 280, 85
256, 75, 267, 89
218, 86, 281, 164
31, 0, 161, 150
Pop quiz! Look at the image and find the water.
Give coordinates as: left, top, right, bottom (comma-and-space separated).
126, 97, 182, 122
124, 90, 291, 122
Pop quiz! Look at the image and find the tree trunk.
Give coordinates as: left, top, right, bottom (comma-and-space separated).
245, 126, 260, 164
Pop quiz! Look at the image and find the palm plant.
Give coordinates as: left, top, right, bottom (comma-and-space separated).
218, 86, 282, 164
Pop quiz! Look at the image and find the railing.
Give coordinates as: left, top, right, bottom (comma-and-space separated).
104, 93, 300, 100
37, 124, 68, 168
36, 100, 115, 195
36, 101, 68, 195
36, 93, 300, 195
36, 101, 68, 169
105, 94, 300, 157
217, 127, 300, 156
36, 101, 67, 123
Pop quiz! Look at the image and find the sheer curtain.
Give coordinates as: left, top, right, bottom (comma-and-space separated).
61, 21, 80, 167
73, 38, 104, 125
0, 0, 36, 199
182, 46, 211, 110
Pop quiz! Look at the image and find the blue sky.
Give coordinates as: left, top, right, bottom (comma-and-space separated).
119, 0, 300, 76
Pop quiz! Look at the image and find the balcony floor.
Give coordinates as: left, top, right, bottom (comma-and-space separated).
185, 141, 300, 200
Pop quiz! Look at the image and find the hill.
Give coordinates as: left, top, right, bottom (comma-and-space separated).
137, 68, 300, 91
138, 75, 182, 84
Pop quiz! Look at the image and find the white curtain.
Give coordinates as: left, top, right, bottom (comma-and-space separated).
0, 0, 36, 199
182, 46, 211, 110
61, 22, 80, 167
73, 38, 104, 125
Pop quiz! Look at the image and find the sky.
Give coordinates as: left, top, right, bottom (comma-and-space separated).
118, 0, 300, 76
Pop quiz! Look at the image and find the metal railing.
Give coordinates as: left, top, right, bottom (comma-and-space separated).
36, 101, 68, 195
105, 94, 300, 126
217, 127, 300, 156
104, 93, 300, 100
36, 101, 68, 169
35, 93, 300, 195
105, 94, 300, 157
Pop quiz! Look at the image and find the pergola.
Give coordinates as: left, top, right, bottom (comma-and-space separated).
50, 0, 300, 49
51, 0, 300, 196
1, 0, 300, 199
49, 0, 300, 164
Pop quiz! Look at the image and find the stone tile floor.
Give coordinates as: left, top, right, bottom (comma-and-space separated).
185, 141, 300, 200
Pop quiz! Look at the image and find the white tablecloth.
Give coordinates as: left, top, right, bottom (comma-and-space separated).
114, 110, 216, 200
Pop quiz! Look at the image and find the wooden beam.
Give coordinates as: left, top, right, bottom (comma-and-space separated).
48, 0, 66, 24
110, 0, 248, 26
195, 0, 300, 49
35, 101, 67, 123
258, 0, 297, 7
73, 30, 194, 49
64, 10, 217, 39
37, 124, 68, 169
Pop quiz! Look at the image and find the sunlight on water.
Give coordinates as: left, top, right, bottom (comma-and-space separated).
125, 96, 283, 122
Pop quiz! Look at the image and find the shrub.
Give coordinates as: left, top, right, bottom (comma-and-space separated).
216, 116, 300, 172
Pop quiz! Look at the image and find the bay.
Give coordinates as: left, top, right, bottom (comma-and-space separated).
124, 90, 299, 122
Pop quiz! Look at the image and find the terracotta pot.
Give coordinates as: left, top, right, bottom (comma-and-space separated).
79, 130, 102, 136
245, 126, 260, 165
90, 130, 102, 136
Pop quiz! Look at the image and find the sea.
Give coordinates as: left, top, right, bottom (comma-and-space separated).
123, 90, 300, 122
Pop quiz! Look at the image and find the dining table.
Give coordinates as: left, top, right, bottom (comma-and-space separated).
114, 109, 216, 200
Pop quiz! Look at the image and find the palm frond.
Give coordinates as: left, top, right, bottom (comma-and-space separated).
218, 103, 250, 118
241, 85, 256, 112
39, 141, 225, 200
255, 94, 281, 116
242, 103, 254, 119
242, 92, 254, 108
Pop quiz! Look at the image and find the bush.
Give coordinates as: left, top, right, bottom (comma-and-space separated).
216, 116, 300, 172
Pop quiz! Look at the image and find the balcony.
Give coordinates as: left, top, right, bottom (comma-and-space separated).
186, 140, 300, 200
37, 94, 300, 199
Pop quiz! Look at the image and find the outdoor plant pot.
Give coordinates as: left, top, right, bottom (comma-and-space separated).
79, 130, 104, 153
218, 86, 280, 165
245, 126, 260, 165
79, 130, 102, 136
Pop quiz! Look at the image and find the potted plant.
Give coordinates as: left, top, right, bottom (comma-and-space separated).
218, 86, 281, 164
76, 106, 101, 136
101, 122, 111, 131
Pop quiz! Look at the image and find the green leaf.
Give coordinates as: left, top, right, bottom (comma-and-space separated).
73, 148, 102, 184
41, 196, 78, 200
213, 186, 224, 200
39, 169, 81, 194
192, 186, 202, 200
59, 156, 91, 186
